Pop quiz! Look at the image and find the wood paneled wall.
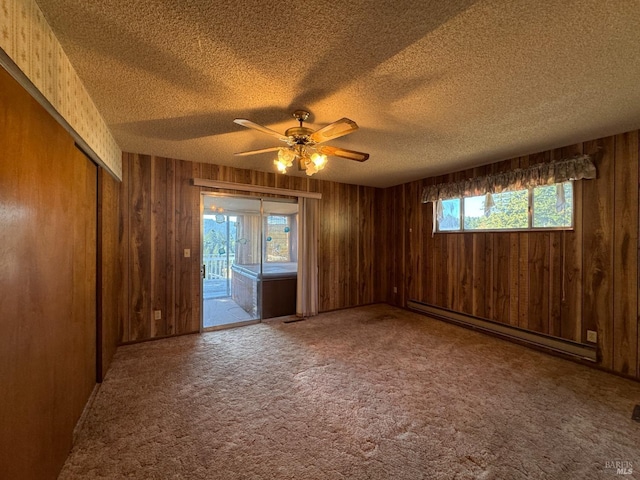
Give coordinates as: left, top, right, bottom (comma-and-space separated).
0, 67, 98, 479
118, 133, 640, 380
118, 154, 380, 343
382, 130, 640, 380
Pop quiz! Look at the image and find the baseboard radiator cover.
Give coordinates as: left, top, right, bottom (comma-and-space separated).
407, 300, 597, 362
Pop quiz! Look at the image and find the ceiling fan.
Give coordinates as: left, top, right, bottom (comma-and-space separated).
233, 110, 369, 176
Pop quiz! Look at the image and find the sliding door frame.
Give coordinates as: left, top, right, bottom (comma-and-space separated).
199, 192, 298, 332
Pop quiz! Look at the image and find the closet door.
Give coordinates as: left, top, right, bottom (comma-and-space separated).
0, 65, 97, 480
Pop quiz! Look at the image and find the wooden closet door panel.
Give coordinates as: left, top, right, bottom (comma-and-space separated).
0, 67, 97, 480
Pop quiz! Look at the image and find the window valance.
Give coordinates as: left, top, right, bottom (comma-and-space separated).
421, 154, 596, 204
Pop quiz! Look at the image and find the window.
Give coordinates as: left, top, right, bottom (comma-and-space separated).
436, 182, 573, 232
439, 199, 461, 231
265, 215, 291, 262
533, 184, 573, 228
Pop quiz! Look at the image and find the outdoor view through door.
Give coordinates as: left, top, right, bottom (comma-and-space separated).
201, 195, 299, 329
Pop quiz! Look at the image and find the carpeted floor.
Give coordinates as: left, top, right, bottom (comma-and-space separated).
59, 305, 640, 479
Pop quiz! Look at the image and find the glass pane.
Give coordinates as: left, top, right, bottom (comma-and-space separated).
463, 195, 486, 230
533, 182, 573, 228
464, 189, 528, 230
202, 213, 235, 299
261, 201, 299, 320
265, 215, 291, 262
202, 195, 261, 328
438, 199, 461, 231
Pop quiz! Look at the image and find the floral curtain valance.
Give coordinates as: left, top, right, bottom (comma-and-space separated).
421, 154, 596, 204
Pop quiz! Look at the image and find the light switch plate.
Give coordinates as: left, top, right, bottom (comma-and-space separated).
153, 310, 161, 320
184, 249, 191, 258
586, 330, 597, 343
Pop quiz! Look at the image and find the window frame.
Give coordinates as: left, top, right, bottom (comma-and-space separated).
435, 181, 574, 233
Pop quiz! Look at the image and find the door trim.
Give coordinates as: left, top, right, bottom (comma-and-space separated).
193, 178, 322, 199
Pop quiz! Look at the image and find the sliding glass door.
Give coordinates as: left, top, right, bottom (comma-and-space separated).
202, 195, 261, 329
201, 194, 299, 330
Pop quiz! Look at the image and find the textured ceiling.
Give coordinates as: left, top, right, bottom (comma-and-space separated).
36, 0, 640, 187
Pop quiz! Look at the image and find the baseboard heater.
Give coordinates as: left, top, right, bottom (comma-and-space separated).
407, 300, 597, 362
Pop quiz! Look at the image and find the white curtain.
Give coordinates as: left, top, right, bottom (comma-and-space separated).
235, 214, 261, 265
296, 197, 319, 317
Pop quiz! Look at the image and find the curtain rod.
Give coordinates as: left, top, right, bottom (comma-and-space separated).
192, 178, 322, 199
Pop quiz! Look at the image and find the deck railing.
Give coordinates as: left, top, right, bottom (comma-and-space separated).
203, 254, 235, 279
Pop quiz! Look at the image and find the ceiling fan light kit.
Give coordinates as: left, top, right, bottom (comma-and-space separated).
234, 110, 369, 177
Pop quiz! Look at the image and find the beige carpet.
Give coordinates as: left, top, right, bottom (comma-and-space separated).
60, 305, 640, 479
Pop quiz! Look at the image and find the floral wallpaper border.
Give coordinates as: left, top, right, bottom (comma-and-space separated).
0, 0, 122, 179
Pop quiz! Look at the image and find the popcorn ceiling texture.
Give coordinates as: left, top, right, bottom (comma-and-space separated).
34, 0, 640, 187
59, 305, 640, 479
0, 0, 122, 179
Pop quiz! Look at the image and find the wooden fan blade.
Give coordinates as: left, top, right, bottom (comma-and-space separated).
309, 118, 358, 144
234, 146, 281, 156
317, 145, 369, 162
234, 118, 289, 142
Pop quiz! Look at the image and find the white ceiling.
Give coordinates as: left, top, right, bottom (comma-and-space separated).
36, 0, 640, 188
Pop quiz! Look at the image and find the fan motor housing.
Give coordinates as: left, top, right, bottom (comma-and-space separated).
285, 126, 314, 144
